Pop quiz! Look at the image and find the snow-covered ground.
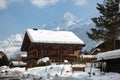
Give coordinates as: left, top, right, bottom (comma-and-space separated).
0, 64, 120, 80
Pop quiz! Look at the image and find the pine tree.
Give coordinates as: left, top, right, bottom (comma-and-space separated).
87, 0, 120, 50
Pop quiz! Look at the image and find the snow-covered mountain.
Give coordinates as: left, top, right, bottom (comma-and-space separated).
0, 12, 96, 58
0, 34, 26, 59
42, 12, 80, 30
61, 12, 79, 27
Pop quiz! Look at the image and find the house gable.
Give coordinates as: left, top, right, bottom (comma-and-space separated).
21, 32, 31, 51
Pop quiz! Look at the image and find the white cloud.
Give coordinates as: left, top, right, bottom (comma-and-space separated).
74, 0, 88, 6
0, 0, 7, 9
0, 0, 24, 10
31, 0, 59, 8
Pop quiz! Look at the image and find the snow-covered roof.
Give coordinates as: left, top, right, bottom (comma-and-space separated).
26, 29, 84, 45
95, 41, 104, 48
96, 49, 120, 60
80, 55, 96, 58
11, 61, 27, 66
72, 64, 86, 68
21, 54, 27, 57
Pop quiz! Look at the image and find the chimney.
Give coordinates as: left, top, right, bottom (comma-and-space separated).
33, 28, 38, 30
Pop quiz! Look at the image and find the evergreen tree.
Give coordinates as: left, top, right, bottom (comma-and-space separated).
87, 0, 120, 50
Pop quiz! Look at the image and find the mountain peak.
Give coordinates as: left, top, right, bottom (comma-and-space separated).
41, 12, 79, 30
62, 12, 79, 27
63, 12, 77, 19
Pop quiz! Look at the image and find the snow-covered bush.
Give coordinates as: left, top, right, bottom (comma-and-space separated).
37, 57, 51, 66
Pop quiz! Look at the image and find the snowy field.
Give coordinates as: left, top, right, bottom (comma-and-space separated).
1, 64, 120, 80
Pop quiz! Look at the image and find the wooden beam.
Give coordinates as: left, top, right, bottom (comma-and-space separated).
28, 49, 37, 55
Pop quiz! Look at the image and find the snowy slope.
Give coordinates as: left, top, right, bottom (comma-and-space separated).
18, 64, 120, 80
0, 34, 26, 59
1, 64, 120, 80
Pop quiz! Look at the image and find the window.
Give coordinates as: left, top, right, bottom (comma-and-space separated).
67, 50, 74, 54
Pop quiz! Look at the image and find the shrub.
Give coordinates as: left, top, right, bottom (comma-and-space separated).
0, 51, 9, 66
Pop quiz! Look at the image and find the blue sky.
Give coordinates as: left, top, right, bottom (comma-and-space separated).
0, 0, 102, 40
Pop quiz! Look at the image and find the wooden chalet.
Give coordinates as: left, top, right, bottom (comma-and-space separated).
21, 29, 85, 67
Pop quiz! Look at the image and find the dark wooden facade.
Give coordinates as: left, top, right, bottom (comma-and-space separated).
94, 49, 120, 73
21, 30, 85, 67
104, 58, 120, 73
96, 58, 120, 73
92, 40, 120, 55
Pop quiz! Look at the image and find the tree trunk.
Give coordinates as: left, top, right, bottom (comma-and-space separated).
113, 33, 116, 50
113, 39, 116, 50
